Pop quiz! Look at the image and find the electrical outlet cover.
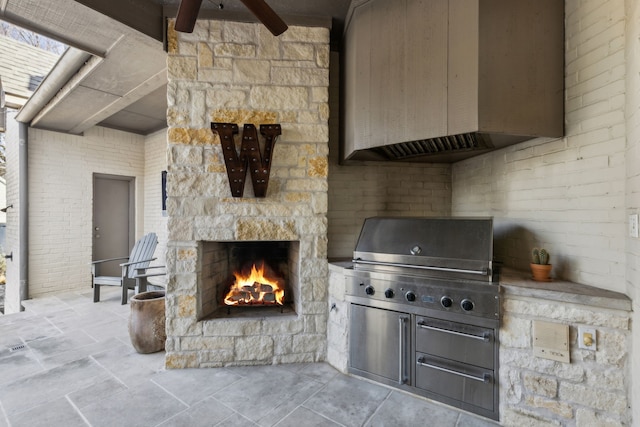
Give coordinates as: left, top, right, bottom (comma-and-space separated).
578, 326, 597, 351
629, 214, 639, 238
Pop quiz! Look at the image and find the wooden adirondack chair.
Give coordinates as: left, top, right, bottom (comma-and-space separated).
91, 232, 159, 304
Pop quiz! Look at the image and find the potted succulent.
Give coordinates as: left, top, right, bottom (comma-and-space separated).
530, 248, 552, 282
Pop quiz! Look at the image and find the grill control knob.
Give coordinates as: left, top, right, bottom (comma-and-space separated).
461, 299, 475, 311
405, 291, 416, 302
365, 286, 375, 296
384, 288, 394, 299
441, 296, 453, 308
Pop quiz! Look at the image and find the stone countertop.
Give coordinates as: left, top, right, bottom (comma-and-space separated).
328, 260, 632, 312
499, 268, 632, 312
328, 259, 353, 271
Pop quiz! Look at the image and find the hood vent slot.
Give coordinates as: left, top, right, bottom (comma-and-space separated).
374, 133, 491, 160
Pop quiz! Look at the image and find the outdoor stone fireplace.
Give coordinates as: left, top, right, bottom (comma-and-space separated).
199, 240, 300, 318
164, 20, 329, 368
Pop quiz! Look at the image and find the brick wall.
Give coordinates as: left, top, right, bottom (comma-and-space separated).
26, 126, 146, 298
144, 129, 169, 270
4, 111, 20, 313
625, 0, 640, 423
452, 0, 627, 293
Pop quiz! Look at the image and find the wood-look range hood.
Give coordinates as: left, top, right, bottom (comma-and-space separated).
342, 0, 565, 163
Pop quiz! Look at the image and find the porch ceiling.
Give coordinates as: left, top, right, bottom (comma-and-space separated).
1, 0, 349, 136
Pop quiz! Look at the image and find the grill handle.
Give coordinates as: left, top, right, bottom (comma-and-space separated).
398, 316, 409, 384
353, 259, 488, 276
417, 358, 491, 383
417, 322, 491, 342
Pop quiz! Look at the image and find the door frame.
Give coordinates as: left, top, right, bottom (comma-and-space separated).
92, 173, 136, 260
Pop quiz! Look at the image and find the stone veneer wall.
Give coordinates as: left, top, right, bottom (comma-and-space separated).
164, 21, 329, 368
327, 264, 349, 372
500, 282, 631, 426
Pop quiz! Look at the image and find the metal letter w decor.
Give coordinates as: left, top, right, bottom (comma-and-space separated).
211, 122, 282, 198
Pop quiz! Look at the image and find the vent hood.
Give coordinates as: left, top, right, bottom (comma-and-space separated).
342, 0, 564, 163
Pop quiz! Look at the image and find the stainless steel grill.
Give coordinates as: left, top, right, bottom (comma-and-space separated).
345, 217, 500, 421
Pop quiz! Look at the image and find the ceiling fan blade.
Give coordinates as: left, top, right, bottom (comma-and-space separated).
175, 0, 203, 33
238, 0, 288, 36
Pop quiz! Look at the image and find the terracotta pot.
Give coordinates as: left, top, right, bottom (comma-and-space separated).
129, 290, 166, 354
530, 263, 552, 282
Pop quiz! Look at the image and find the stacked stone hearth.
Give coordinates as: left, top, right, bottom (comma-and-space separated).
165, 20, 329, 368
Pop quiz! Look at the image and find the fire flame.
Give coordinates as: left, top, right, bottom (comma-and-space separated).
224, 261, 285, 306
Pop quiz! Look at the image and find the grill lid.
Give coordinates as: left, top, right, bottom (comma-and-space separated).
353, 217, 494, 280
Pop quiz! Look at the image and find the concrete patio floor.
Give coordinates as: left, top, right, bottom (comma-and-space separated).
0, 287, 499, 426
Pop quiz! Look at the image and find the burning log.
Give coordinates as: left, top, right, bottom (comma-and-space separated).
263, 293, 275, 303
259, 284, 273, 293
223, 261, 285, 306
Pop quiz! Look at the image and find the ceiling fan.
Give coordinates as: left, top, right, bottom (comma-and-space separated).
174, 0, 288, 36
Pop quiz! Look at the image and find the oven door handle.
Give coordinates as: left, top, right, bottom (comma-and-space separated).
417, 322, 491, 342
417, 358, 491, 383
398, 315, 409, 385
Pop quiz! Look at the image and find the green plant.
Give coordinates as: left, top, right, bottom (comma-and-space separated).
531, 248, 550, 265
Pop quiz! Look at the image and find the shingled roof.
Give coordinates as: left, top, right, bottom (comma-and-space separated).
0, 34, 61, 108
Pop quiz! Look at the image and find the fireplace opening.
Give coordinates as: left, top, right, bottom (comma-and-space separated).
199, 240, 299, 319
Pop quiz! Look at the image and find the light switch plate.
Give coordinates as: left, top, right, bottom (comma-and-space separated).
578, 326, 597, 351
630, 214, 639, 238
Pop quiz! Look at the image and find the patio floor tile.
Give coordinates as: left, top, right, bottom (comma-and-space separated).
0, 288, 500, 427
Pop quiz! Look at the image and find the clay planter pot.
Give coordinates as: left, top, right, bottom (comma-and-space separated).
530, 263, 552, 282
129, 290, 166, 354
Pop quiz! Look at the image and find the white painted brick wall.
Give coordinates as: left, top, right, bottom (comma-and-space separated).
625, 0, 640, 425
452, 0, 627, 293
327, 160, 452, 258
4, 111, 21, 313
144, 129, 168, 273
26, 126, 146, 299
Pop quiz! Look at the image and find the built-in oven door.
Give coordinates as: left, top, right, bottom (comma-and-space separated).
414, 316, 496, 413
349, 304, 410, 386
415, 353, 494, 411
415, 317, 495, 368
